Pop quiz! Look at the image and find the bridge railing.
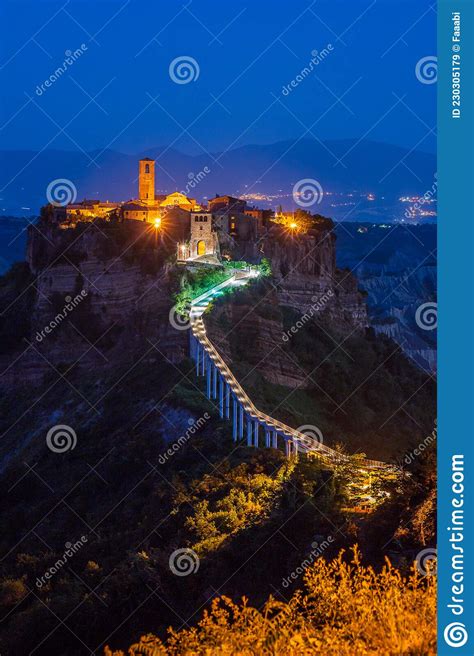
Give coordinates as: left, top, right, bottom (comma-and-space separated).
191, 315, 387, 470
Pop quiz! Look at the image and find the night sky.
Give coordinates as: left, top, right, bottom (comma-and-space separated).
0, 0, 436, 156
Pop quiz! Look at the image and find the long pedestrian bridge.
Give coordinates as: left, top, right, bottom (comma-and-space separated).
188, 269, 387, 470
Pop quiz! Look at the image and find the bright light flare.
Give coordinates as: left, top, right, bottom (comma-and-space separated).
154, 217, 161, 229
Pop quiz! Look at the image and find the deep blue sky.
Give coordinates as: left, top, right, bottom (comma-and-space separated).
0, 0, 436, 155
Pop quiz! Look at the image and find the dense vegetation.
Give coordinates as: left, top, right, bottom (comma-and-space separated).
0, 345, 436, 655
207, 279, 436, 462
106, 547, 436, 655
0, 338, 436, 656
171, 266, 233, 316
0, 241, 436, 655
171, 260, 271, 317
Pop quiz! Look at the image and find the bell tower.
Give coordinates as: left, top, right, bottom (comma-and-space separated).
138, 158, 155, 203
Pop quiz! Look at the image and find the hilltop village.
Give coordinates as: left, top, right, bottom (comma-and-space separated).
49, 158, 274, 264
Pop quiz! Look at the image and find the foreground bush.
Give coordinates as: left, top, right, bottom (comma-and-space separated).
105, 546, 436, 656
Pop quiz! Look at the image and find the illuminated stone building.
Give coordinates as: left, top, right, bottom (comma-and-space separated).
52, 200, 119, 224
177, 211, 219, 262
47, 160, 267, 264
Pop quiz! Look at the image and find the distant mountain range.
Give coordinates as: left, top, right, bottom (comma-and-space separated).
0, 139, 436, 220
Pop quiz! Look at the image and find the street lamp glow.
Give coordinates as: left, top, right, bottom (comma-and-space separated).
154, 217, 161, 229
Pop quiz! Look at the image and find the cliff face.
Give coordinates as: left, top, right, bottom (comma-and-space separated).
262, 226, 368, 330
206, 225, 368, 389
206, 289, 309, 388
2, 221, 186, 386
3, 219, 368, 388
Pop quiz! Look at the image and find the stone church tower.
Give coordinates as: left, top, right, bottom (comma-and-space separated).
138, 158, 155, 203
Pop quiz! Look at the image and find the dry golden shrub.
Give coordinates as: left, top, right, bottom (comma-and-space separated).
105, 546, 436, 656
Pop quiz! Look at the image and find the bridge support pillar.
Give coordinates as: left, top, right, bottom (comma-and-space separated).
212, 363, 218, 399
285, 439, 291, 458
265, 429, 271, 448
239, 406, 244, 439
232, 397, 238, 441
206, 358, 211, 398
225, 383, 230, 419
195, 342, 201, 375
247, 417, 253, 446
219, 375, 224, 418
253, 421, 259, 447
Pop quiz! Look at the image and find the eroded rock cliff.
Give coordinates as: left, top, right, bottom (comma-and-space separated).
262, 225, 367, 330
1, 220, 186, 386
